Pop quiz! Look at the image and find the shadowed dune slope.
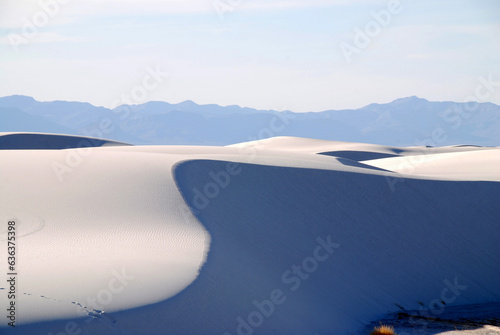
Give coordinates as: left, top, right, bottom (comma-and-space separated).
172, 160, 499, 334
102, 159, 500, 334
0, 132, 130, 149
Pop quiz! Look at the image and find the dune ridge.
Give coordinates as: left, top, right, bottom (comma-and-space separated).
1, 134, 498, 334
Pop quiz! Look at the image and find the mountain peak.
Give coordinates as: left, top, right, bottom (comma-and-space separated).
0, 95, 38, 109
176, 100, 198, 108
391, 96, 429, 104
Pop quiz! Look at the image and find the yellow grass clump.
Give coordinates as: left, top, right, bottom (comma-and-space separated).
370, 324, 395, 335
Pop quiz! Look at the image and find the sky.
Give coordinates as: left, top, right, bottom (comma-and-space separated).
0, 0, 499, 112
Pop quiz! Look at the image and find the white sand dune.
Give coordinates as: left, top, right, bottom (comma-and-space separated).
1, 134, 499, 334
0, 141, 209, 330
363, 148, 500, 181
439, 326, 500, 335
0, 132, 129, 149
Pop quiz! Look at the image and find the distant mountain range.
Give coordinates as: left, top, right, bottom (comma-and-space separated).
1, 95, 499, 146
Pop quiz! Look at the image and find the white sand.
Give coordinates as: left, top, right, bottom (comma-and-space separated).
364, 148, 500, 181
1, 134, 498, 334
0, 148, 209, 324
439, 326, 500, 334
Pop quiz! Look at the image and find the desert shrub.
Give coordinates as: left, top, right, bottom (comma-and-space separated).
370, 324, 395, 335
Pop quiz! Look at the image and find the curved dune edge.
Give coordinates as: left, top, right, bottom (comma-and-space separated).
0, 148, 210, 329
164, 159, 500, 334
2, 135, 499, 334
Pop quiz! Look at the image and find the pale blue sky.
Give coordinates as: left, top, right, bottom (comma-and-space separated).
0, 0, 499, 112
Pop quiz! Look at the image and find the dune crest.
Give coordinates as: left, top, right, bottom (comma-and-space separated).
1, 134, 498, 334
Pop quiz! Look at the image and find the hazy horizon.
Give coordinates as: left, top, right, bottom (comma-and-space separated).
1, 94, 499, 113
1, 0, 499, 112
